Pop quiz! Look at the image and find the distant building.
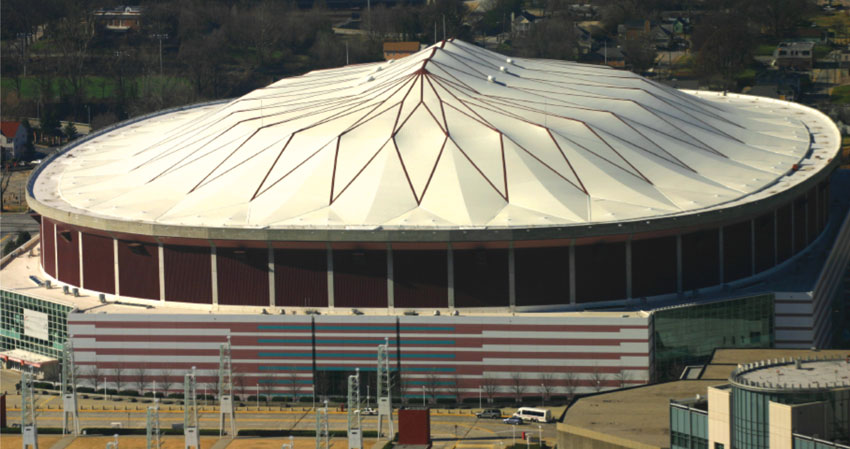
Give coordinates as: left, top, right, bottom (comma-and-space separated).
511, 11, 538, 35
383, 41, 422, 60
774, 41, 815, 70
92, 6, 142, 32
0, 121, 28, 159
672, 356, 850, 449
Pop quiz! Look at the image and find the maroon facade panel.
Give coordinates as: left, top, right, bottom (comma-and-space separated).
275, 249, 328, 308
164, 245, 212, 304
575, 242, 626, 303
55, 225, 80, 286
41, 219, 56, 278
632, 236, 677, 298
682, 229, 719, 291
393, 249, 448, 308
754, 212, 775, 274
515, 246, 569, 306
454, 248, 509, 308
793, 196, 807, 254
217, 248, 269, 307
333, 249, 388, 308
776, 204, 792, 263
117, 241, 160, 300
398, 409, 431, 445
81, 233, 114, 294
723, 221, 752, 283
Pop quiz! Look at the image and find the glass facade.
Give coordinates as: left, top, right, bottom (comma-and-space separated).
671, 403, 708, 449
653, 294, 774, 381
793, 434, 850, 449
0, 289, 72, 360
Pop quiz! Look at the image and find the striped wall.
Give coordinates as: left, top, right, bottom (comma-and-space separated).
69, 313, 650, 398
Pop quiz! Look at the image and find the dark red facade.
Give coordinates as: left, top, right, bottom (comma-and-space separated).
333, 249, 387, 308
515, 246, 570, 306
682, 229, 719, 291
81, 233, 115, 294
275, 249, 328, 308
217, 248, 269, 306
164, 245, 211, 304
575, 241, 626, 303
453, 248, 509, 308
632, 236, 677, 298
723, 221, 752, 283
55, 224, 80, 286
41, 218, 56, 278
117, 240, 159, 300
393, 249, 448, 308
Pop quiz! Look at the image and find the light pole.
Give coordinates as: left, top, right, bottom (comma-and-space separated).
104, 377, 108, 401
256, 384, 260, 408
478, 385, 482, 409
540, 384, 544, 407
512, 424, 516, 446
538, 425, 543, 448
151, 34, 168, 76
85, 105, 90, 125
367, 384, 370, 409
422, 386, 426, 406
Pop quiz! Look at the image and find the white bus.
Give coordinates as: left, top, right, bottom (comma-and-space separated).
512, 407, 552, 423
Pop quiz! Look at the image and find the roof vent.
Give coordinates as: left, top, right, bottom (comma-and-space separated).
63, 285, 70, 295
506, 58, 513, 64
487, 75, 495, 83
99, 293, 106, 303
795, 358, 802, 369
45, 280, 52, 289
499, 66, 507, 72
72, 288, 79, 297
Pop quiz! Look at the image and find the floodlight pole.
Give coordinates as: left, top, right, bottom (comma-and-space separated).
218, 336, 236, 437
315, 400, 330, 449
376, 337, 394, 439
348, 368, 363, 449
61, 338, 80, 435
21, 368, 39, 449
146, 402, 161, 449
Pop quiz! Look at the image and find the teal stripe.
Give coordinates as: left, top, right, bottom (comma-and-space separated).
258, 339, 455, 345
258, 366, 313, 371
259, 352, 455, 359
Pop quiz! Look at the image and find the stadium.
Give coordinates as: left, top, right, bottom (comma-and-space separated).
2, 39, 847, 399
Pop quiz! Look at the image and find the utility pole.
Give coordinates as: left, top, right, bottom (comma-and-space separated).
315, 400, 330, 449
377, 337, 394, 439
348, 368, 363, 449
61, 338, 80, 435
184, 367, 200, 449
219, 336, 236, 437
151, 34, 168, 76
21, 369, 39, 449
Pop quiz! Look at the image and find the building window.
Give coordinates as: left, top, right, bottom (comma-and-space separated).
715, 443, 725, 449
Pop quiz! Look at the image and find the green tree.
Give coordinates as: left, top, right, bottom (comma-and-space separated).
63, 122, 78, 140
693, 12, 755, 90
621, 32, 657, 74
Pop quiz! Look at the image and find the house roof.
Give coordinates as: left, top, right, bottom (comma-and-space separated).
1, 121, 21, 138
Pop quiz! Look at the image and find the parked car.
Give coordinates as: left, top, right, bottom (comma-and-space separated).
362, 408, 378, 415
477, 408, 502, 419
503, 416, 523, 425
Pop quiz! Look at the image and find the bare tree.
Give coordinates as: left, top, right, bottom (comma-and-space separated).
424, 372, 441, 405
83, 365, 101, 391
481, 375, 500, 404
449, 373, 463, 405
109, 366, 126, 392
509, 372, 525, 403
233, 368, 247, 400
157, 369, 176, 397
615, 369, 632, 389
562, 371, 579, 400
589, 365, 607, 393
0, 165, 12, 213
261, 377, 276, 405
540, 372, 555, 403
206, 369, 221, 401
287, 371, 301, 402
133, 366, 148, 394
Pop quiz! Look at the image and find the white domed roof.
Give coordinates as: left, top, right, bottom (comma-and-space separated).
31, 40, 839, 230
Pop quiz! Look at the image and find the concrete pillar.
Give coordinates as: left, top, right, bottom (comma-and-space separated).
718, 227, 724, 285
326, 243, 334, 309
508, 243, 516, 310
569, 241, 576, 305
676, 234, 683, 293
211, 244, 218, 306
387, 243, 394, 310
113, 238, 120, 295
447, 243, 455, 309
268, 246, 275, 308
78, 231, 84, 288
625, 237, 632, 299
158, 243, 165, 301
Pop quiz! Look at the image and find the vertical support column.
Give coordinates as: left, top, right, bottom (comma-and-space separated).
569, 241, 576, 305
54, 225, 59, 278
326, 243, 335, 309
268, 246, 275, 308
625, 237, 632, 299
113, 238, 120, 296
386, 243, 394, 310
676, 234, 683, 294
78, 231, 84, 288
447, 243, 455, 309
508, 242, 516, 311
750, 220, 756, 276
158, 243, 166, 302
718, 227, 724, 285
211, 243, 219, 307
773, 209, 779, 267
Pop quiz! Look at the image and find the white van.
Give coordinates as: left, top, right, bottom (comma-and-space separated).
512, 407, 552, 423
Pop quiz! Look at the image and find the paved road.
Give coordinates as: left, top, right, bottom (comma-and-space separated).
0, 212, 39, 247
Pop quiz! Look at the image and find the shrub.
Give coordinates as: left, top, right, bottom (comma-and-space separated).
118, 390, 139, 397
